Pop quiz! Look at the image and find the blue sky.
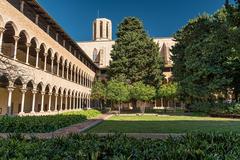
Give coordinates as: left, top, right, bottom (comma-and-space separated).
37, 0, 228, 41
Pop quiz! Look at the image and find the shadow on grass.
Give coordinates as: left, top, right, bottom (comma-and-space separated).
88, 120, 240, 133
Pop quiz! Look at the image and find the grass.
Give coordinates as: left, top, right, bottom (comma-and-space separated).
88, 113, 240, 133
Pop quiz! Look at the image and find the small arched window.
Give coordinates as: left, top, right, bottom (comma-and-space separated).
100, 21, 103, 38
93, 48, 98, 62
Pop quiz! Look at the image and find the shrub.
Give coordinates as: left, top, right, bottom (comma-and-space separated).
0, 132, 240, 159
0, 109, 101, 133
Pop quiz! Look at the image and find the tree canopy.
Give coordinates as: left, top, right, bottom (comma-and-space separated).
108, 17, 164, 88
171, 5, 240, 102
130, 81, 156, 102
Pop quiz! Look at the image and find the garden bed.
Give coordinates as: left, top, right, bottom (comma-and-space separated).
210, 113, 240, 119
0, 132, 239, 159
0, 110, 101, 133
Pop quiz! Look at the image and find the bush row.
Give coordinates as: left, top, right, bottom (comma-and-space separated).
0, 109, 101, 133
189, 102, 240, 115
0, 132, 240, 159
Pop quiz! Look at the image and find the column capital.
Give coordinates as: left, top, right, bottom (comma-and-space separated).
35, 48, 41, 53
21, 88, 27, 93
48, 92, 52, 96
32, 89, 38, 94
26, 43, 31, 47
51, 56, 55, 61
7, 87, 15, 92
13, 36, 20, 41
54, 93, 59, 97
41, 91, 45, 95
0, 27, 6, 33
65, 95, 68, 98
44, 52, 48, 57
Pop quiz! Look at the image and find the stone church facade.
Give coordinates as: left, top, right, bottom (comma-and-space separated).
78, 18, 175, 82
0, 0, 175, 115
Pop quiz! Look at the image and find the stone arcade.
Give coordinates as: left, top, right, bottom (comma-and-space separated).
0, 0, 175, 115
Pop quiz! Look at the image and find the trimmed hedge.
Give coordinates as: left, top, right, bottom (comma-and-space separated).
0, 109, 101, 133
0, 132, 240, 159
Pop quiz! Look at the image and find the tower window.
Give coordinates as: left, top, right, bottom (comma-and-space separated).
100, 21, 103, 38
94, 22, 96, 40
106, 22, 109, 39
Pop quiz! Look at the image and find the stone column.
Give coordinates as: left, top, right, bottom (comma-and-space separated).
13, 36, 20, 60
69, 95, 72, 110
65, 95, 68, 110
40, 92, 45, 113
25, 43, 31, 64
43, 53, 48, 71
73, 69, 76, 82
54, 94, 58, 111
60, 94, 63, 111
51, 57, 54, 74
48, 92, 52, 112
161, 98, 163, 107
57, 60, 60, 76
7, 86, 14, 115
31, 90, 37, 114
20, 0, 25, 13
0, 27, 6, 54
19, 87, 27, 114
35, 48, 40, 68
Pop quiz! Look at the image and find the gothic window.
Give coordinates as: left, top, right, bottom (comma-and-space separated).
93, 48, 98, 62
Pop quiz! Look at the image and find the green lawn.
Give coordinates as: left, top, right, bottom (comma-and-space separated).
88, 114, 240, 133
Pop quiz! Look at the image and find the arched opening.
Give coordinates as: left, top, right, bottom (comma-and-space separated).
29, 38, 37, 67
35, 83, 43, 112
59, 57, 64, 77
44, 85, 50, 112
57, 88, 62, 111
12, 77, 24, 115
53, 53, 58, 75
25, 80, 34, 113
46, 49, 52, 72
72, 65, 75, 82
2, 22, 16, 58
51, 87, 57, 111
75, 67, 78, 83
93, 48, 98, 62
0, 75, 9, 115
64, 60, 68, 79
68, 63, 71, 80
93, 21, 96, 40
67, 90, 71, 110
39, 44, 46, 70
16, 31, 28, 62
106, 22, 109, 39
63, 89, 67, 110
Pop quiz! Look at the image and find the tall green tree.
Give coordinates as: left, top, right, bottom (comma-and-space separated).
91, 79, 106, 109
172, 4, 240, 102
108, 17, 164, 88
106, 80, 130, 113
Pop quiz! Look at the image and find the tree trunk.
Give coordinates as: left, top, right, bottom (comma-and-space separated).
131, 99, 137, 111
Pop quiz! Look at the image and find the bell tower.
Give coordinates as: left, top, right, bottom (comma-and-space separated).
93, 18, 112, 41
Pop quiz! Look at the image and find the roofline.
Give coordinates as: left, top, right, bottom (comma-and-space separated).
29, 0, 99, 70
